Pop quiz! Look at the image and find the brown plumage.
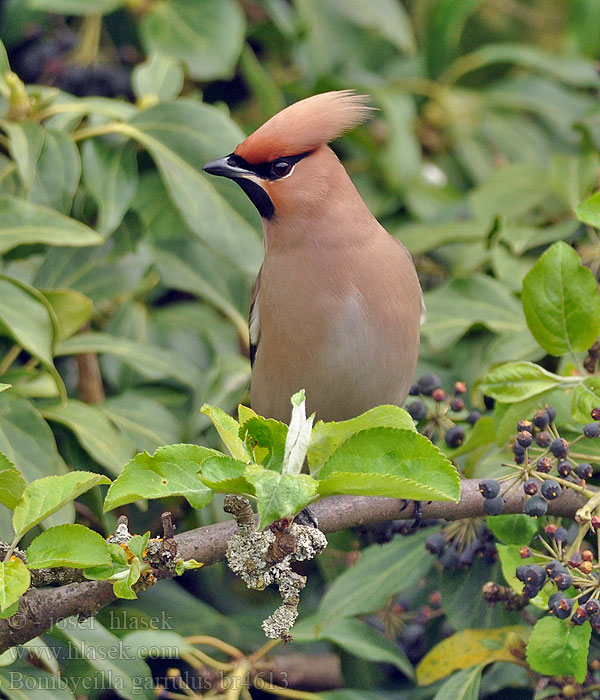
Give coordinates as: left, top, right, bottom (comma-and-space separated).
204, 90, 423, 423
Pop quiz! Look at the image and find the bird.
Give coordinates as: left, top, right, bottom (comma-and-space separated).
203, 90, 424, 424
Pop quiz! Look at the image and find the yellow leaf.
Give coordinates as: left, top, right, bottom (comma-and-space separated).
416, 626, 529, 685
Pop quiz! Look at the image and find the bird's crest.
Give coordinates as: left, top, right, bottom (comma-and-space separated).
235, 90, 374, 164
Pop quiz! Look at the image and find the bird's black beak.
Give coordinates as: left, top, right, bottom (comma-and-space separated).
203, 155, 252, 180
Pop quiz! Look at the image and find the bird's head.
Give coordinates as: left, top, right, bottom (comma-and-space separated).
203, 90, 374, 220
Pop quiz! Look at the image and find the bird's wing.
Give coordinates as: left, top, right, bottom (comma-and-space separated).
249, 265, 262, 366
393, 237, 426, 324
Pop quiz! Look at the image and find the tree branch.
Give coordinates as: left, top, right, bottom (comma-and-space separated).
0, 479, 587, 653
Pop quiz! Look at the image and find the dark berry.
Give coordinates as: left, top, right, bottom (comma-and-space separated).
523, 582, 543, 599
515, 565, 529, 582
479, 479, 500, 499
545, 406, 557, 422
533, 410, 550, 429
523, 479, 538, 496
517, 419, 533, 434
591, 407, 600, 421
400, 623, 425, 646
545, 523, 558, 537
483, 495, 504, 515
535, 431, 552, 448
557, 460, 572, 477
547, 561, 568, 579
577, 463, 594, 479
549, 596, 573, 619
445, 425, 465, 448
483, 395, 495, 410
585, 600, 600, 617
592, 616, 600, 635
550, 438, 569, 459
554, 571, 574, 590
425, 533, 446, 556
584, 422, 600, 438
523, 565, 546, 587
553, 527, 568, 544
536, 457, 553, 473
481, 542, 498, 564
409, 384, 419, 396
417, 374, 442, 396
572, 607, 588, 625
541, 480, 561, 500
450, 397, 465, 412
458, 545, 476, 567
513, 442, 526, 464
524, 495, 547, 517
548, 591, 566, 606
517, 431, 533, 448
466, 410, 481, 424
439, 547, 459, 569
407, 400, 428, 421
568, 552, 583, 568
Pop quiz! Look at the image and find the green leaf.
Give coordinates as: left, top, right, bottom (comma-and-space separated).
318, 428, 459, 502
394, 220, 489, 257
308, 405, 415, 471
431, 665, 484, 700
27, 524, 110, 569
480, 362, 574, 403
40, 400, 135, 475
497, 544, 552, 609
240, 416, 287, 471
316, 530, 433, 622
201, 404, 249, 460
139, 0, 245, 81
132, 53, 184, 102
83, 541, 129, 581
421, 276, 525, 351
332, 0, 415, 53
53, 618, 154, 700
0, 468, 25, 509
299, 617, 414, 678
82, 139, 138, 236
0, 195, 102, 253
13, 471, 110, 540
104, 444, 215, 511
56, 332, 202, 388
576, 190, 600, 227
526, 616, 591, 683
244, 465, 318, 529
127, 532, 149, 560
572, 376, 600, 423
0, 661, 75, 700
416, 628, 527, 685
42, 289, 93, 341
0, 41, 9, 97
0, 558, 30, 611
486, 514, 538, 545
121, 629, 194, 658
447, 417, 495, 459
120, 102, 262, 275
27, 0, 125, 13
199, 455, 253, 494
522, 242, 600, 356
0, 275, 64, 398
0, 384, 9, 393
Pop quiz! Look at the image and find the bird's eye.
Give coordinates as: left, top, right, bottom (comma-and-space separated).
271, 160, 291, 178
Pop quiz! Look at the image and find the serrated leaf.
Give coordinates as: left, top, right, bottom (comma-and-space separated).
13, 471, 110, 539
245, 465, 318, 529
526, 616, 591, 683
201, 404, 249, 460
480, 361, 575, 403
0, 558, 30, 612
240, 416, 287, 471
308, 404, 416, 471
104, 444, 215, 511
199, 455, 253, 494
318, 428, 459, 502
572, 376, 600, 424
522, 242, 600, 356
127, 532, 149, 560
0, 468, 25, 509
416, 627, 527, 685
27, 524, 110, 569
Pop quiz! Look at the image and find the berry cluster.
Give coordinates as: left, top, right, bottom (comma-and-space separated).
406, 375, 481, 448
514, 525, 600, 631
478, 406, 600, 517
425, 519, 497, 569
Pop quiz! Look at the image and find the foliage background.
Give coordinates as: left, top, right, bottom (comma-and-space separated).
0, 0, 599, 698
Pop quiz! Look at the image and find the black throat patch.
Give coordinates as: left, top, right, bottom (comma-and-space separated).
232, 177, 275, 220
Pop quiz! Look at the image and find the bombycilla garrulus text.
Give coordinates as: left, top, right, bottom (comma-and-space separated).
204, 90, 424, 423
